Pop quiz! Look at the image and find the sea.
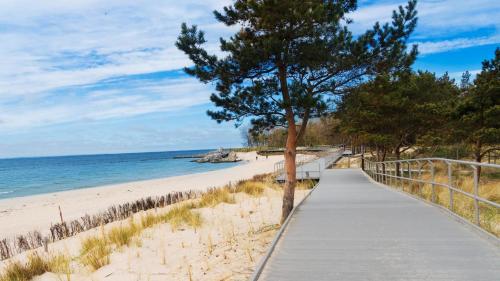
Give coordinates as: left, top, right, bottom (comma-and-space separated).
0, 150, 241, 200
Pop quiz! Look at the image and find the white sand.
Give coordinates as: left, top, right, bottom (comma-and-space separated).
0, 152, 305, 238
30, 188, 310, 281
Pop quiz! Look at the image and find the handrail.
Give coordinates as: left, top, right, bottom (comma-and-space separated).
273, 155, 312, 174
364, 157, 500, 231
273, 149, 344, 181
369, 157, 500, 169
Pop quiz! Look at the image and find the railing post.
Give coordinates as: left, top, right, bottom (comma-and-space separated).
471, 165, 480, 226
386, 163, 390, 185
394, 162, 398, 187
382, 163, 386, 184
376, 163, 380, 182
361, 145, 365, 171
428, 160, 436, 203
407, 161, 412, 193
447, 161, 453, 211
416, 160, 422, 197
399, 162, 405, 188
393, 162, 397, 187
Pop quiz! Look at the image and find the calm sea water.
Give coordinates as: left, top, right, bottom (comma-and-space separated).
0, 150, 240, 200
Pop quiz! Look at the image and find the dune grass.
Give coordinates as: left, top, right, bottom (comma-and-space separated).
163, 205, 203, 230
79, 235, 111, 271
140, 213, 158, 229
0, 252, 72, 281
107, 221, 140, 247
196, 188, 235, 208
235, 181, 265, 196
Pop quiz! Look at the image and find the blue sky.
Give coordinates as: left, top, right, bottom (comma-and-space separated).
0, 0, 499, 158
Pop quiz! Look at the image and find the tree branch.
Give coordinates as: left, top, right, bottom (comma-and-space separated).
480, 147, 500, 158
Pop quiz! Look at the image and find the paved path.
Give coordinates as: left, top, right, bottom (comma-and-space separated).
259, 169, 500, 281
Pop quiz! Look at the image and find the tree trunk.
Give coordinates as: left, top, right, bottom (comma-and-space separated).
281, 122, 297, 224
277, 63, 298, 225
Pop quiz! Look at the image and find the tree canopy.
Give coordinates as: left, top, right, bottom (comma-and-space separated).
336, 71, 458, 161
454, 48, 500, 163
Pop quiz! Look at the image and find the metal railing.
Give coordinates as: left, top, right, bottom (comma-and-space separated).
273, 154, 312, 175
273, 149, 344, 181
364, 158, 500, 229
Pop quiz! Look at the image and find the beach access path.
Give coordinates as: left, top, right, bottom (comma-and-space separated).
0, 152, 307, 237
257, 169, 500, 281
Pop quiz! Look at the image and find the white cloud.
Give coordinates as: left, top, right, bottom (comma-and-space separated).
0, 0, 234, 131
416, 35, 500, 55
350, 0, 500, 53
0, 2, 230, 92
0, 77, 214, 131
351, 0, 500, 33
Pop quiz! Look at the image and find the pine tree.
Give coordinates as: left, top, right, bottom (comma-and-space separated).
455, 48, 500, 171
176, 0, 418, 223
336, 71, 458, 166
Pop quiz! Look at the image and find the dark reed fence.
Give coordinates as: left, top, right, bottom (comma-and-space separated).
0, 190, 199, 260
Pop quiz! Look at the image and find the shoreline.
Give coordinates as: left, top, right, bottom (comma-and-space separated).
0, 161, 240, 202
0, 152, 292, 237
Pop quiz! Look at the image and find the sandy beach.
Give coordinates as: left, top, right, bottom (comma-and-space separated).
0, 153, 314, 281
0, 152, 298, 238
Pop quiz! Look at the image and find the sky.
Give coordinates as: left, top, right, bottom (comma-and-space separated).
0, 0, 499, 158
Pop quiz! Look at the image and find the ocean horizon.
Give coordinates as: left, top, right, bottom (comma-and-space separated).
0, 149, 241, 200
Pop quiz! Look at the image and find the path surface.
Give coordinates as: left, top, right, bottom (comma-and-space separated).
259, 169, 500, 281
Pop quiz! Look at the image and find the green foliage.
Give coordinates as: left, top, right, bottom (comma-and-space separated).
453, 48, 500, 161
176, 0, 418, 137
336, 71, 458, 160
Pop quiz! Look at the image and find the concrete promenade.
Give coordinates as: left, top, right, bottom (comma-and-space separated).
258, 169, 500, 281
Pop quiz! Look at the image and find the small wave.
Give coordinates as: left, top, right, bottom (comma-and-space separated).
0, 190, 13, 195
